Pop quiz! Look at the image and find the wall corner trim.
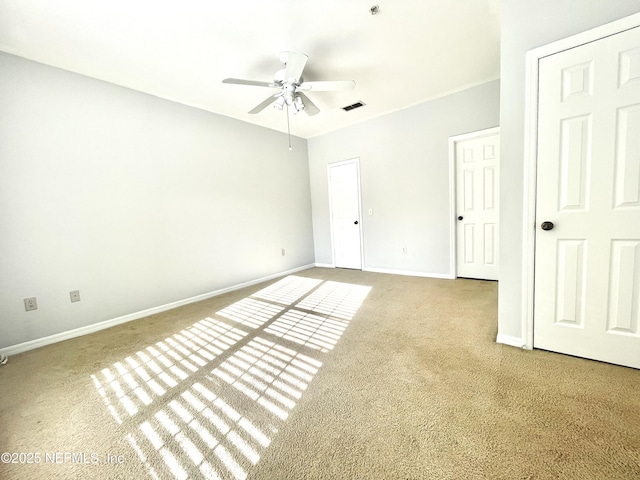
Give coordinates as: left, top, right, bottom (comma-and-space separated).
0, 264, 316, 357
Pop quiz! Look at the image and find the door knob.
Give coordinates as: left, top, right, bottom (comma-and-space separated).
457, 216, 463, 221
354, 220, 359, 225
541, 221, 554, 231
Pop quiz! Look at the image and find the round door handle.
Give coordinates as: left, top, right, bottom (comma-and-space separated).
354, 220, 359, 225
457, 216, 463, 221
541, 221, 554, 231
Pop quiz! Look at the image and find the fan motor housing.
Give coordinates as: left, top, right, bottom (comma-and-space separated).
274, 69, 303, 86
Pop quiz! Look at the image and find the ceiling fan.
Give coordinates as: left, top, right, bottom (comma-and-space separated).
222, 51, 355, 117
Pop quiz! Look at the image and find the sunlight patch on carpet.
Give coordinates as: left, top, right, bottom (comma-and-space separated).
250, 275, 323, 305
91, 275, 371, 479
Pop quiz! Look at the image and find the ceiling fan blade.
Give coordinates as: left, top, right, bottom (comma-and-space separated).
297, 80, 356, 91
299, 93, 320, 116
284, 52, 308, 84
223, 78, 277, 88
248, 95, 279, 114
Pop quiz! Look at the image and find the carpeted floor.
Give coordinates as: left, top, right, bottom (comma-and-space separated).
0, 267, 638, 479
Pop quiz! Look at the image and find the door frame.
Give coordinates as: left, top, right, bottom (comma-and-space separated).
521, 12, 640, 350
327, 157, 364, 270
448, 126, 500, 279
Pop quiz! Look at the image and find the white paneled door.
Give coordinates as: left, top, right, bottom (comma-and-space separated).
455, 130, 500, 280
328, 160, 362, 270
534, 26, 640, 369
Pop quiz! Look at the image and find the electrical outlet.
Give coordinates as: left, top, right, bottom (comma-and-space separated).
402, 247, 407, 254
24, 297, 38, 311
70, 290, 81, 303
281, 248, 285, 256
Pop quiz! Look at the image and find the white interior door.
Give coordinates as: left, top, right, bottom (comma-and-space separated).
455, 131, 500, 280
534, 26, 640, 369
329, 160, 362, 270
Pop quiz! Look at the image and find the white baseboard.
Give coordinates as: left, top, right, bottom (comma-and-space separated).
363, 267, 455, 280
0, 264, 315, 357
313, 264, 455, 280
496, 333, 528, 349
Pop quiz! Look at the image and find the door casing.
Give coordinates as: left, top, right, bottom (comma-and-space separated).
327, 158, 364, 270
448, 126, 500, 279
522, 12, 640, 350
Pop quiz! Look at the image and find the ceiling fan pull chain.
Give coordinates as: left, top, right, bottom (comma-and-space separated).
286, 104, 292, 151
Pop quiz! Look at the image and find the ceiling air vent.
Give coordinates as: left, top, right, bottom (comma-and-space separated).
342, 101, 366, 112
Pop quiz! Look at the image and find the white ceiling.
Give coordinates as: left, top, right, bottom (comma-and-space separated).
0, 0, 501, 139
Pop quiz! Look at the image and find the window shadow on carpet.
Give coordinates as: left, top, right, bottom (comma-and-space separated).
91, 275, 371, 480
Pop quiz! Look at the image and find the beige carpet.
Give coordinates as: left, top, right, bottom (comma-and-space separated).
0, 267, 638, 480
